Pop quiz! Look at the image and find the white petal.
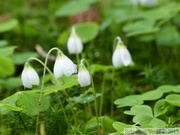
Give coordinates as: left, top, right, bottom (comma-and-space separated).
53, 57, 63, 78
27, 67, 40, 85
21, 69, 32, 88
121, 48, 133, 66
78, 69, 91, 87
112, 47, 123, 67
63, 56, 77, 77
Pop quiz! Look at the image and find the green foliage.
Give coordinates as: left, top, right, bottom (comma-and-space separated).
112, 85, 180, 134
0, 46, 16, 77
70, 89, 101, 104
0, 18, 19, 33
1, 0, 180, 134
55, 0, 97, 16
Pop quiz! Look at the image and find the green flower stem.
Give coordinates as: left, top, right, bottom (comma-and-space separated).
75, 52, 80, 66
27, 47, 71, 134
56, 93, 71, 128
111, 37, 119, 117
62, 89, 78, 126
111, 66, 115, 116
91, 79, 99, 133
81, 58, 99, 132
99, 73, 106, 117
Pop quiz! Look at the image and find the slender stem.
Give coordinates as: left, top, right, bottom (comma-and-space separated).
27, 57, 54, 80
80, 58, 99, 131
62, 89, 78, 126
29, 47, 64, 135
91, 75, 99, 133
75, 52, 80, 66
40, 122, 45, 135
99, 73, 106, 116
111, 67, 115, 116
57, 93, 71, 128
28, 57, 73, 130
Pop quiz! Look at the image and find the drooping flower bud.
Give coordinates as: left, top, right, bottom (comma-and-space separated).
53, 51, 77, 78
130, 0, 157, 7
67, 27, 83, 54
21, 62, 40, 89
78, 61, 91, 87
112, 37, 133, 67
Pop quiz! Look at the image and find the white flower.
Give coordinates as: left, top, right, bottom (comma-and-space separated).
67, 27, 83, 54
139, 0, 157, 7
112, 38, 133, 67
130, 0, 157, 7
21, 63, 40, 89
78, 63, 91, 87
53, 51, 77, 78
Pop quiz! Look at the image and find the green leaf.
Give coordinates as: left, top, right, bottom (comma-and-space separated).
0, 40, 8, 47
142, 8, 171, 21
149, 118, 166, 128
0, 104, 22, 112
154, 99, 168, 117
1, 92, 20, 115
86, 117, 98, 133
133, 115, 153, 125
101, 116, 115, 133
17, 92, 50, 115
55, 0, 96, 17
0, 46, 16, 57
73, 22, 99, 43
123, 20, 159, 37
140, 90, 163, 101
172, 85, 180, 93
1, 77, 22, 90
114, 95, 143, 108
43, 75, 78, 95
57, 22, 99, 44
165, 94, 180, 107
112, 121, 133, 133
124, 105, 153, 117
133, 115, 166, 128
11, 52, 39, 65
0, 18, 19, 33
0, 57, 15, 77
70, 90, 101, 104
157, 85, 177, 93
155, 25, 180, 46
90, 64, 113, 75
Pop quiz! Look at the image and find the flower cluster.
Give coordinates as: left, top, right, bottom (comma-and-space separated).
21, 32, 133, 89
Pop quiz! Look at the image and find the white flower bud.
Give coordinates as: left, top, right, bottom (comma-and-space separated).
78, 63, 91, 87
53, 51, 77, 78
67, 27, 83, 54
112, 38, 133, 67
139, 0, 157, 7
130, 0, 157, 7
21, 63, 40, 89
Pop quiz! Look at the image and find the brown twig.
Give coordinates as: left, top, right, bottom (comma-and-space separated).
35, 44, 56, 61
